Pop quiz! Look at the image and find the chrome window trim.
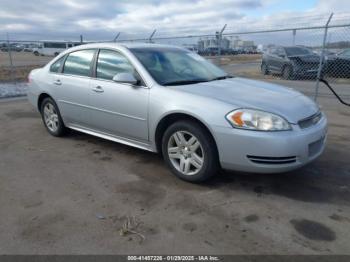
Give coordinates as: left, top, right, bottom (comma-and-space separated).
48, 47, 149, 89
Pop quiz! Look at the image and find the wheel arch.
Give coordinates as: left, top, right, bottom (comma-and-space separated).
154, 112, 219, 156
37, 92, 53, 112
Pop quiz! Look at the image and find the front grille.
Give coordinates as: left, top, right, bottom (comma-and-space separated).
298, 112, 322, 129
304, 63, 319, 70
247, 155, 297, 165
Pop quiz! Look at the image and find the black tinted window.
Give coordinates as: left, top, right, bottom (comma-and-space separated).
63, 49, 95, 77
285, 47, 313, 56
96, 49, 134, 80
50, 56, 65, 73
44, 42, 67, 48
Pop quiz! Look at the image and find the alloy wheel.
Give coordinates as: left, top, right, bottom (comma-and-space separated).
43, 103, 59, 132
167, 131, 204, 176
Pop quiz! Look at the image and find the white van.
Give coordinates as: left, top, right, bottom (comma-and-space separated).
33, 41, 82, 56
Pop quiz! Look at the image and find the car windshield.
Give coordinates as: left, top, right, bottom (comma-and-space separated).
285, 47, 314, 56
130, 47, 229, 86
339, 49, 350, 57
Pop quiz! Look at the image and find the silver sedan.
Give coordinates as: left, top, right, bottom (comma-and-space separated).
28, 43, 327, 182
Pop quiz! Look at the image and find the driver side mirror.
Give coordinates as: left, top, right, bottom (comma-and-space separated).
112, 73, 139, 85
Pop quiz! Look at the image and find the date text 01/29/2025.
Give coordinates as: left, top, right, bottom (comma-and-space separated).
127, 255, 220, 261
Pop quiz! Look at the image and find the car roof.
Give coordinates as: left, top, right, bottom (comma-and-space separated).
72, 42, 185, 50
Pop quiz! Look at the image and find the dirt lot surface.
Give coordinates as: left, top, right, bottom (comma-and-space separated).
0, 90, 350, 254
0, 51, 51, 67
0, 52, 50, 82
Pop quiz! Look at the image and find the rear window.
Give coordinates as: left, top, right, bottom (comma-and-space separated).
50, 56, 65, 73
63, 49, 95, 77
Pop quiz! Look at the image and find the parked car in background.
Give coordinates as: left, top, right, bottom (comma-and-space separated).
28, 43, 327, 182
22, 44, 38, 52
0, 44, 23, 52
33, 41, 83, 56
261, 46, 320, 79
325, 49, 350, 78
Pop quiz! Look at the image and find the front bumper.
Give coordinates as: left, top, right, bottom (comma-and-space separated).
214, 114, 327, 173
294, 68, 318, 77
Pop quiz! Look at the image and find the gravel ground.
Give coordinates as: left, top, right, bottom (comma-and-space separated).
0, 93, 350, 254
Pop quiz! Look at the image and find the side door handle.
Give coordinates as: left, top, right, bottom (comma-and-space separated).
92, 86, 104, 93
53, 79, 62, 86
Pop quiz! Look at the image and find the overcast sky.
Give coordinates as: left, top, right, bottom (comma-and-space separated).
0, 0, 349, 41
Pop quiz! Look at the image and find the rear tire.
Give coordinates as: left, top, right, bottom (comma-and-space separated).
161, 120, 219, 183
40, 97, 66, 137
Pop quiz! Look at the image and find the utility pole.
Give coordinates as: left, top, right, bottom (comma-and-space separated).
80, 35, 83, 43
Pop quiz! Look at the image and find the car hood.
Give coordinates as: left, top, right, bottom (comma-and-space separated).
336, 56, 350, 61
170, 77, 319, 124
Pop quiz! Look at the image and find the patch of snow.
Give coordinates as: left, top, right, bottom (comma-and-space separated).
0, 82, 28, 98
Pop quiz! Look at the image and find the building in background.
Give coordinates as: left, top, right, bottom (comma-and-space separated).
198, 36, 255, 54
229, 37, 256, 51
198, 37, 230, 51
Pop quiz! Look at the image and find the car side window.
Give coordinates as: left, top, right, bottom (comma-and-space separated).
50, 56, 65, 73
275, 48, 284, 56
63, 49, 95, 77
96, 49, 135, 80
269, 48, 277, 55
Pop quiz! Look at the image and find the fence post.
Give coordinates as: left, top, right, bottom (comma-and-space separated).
218, 24, 227, 56
6, 32, 15, 83
114, 32, 121, 42
314, 13, 333, 101
292, 29, 296, 45
149, 29, 156, 43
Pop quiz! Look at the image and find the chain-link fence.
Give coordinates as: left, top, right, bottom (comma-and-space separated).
0, 13, 349, 102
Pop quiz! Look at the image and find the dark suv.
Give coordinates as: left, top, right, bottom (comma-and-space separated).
325, 49, 350, 78
261, 46, 320, 79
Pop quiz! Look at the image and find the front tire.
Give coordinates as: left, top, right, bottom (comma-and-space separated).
261, 63, 269, 75
40, 97, 66, 137
282, 65, 293, 80
162, 120, 219, 183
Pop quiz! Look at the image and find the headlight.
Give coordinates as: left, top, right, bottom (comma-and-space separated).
226, 109, 291, 131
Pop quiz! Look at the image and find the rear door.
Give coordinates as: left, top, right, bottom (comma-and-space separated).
88, 49, 149, 142
50, 49, 96, 127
